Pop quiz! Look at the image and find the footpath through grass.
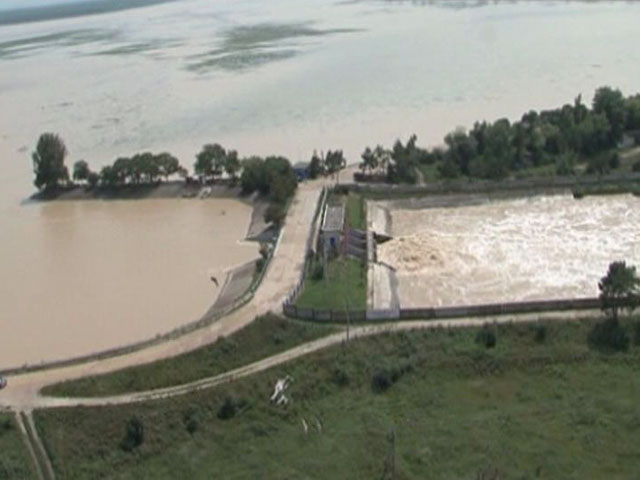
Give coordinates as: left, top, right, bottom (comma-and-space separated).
43, 314, 335, 398
35, 317, 640, 479
0, 413, 38, 479
296, 256, 367, 310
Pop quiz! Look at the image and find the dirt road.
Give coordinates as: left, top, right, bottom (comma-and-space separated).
8, 309, 599, 410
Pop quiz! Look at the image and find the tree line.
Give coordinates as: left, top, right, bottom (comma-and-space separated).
31, 135, 298, 223
359, 86, 640, 183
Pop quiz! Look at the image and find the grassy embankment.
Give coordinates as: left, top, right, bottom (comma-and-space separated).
35, 317, 640, 479
296, 192, 367, 311
0, 413, 38, 479
43, 314, 335, 398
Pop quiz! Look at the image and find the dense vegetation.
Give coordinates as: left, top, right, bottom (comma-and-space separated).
240, 156, 298, 225
30, 137, 299, 221
43, 314, 334, 397
35, 316, 640, 479
359, 86, 640, 183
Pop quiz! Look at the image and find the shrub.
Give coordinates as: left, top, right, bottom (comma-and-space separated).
332, 366, 350, 387
120, 416, 144, 452
311, 262, 324, 281
217, 397, 247, 420
532, 324, 547, 344
476, 326, 497, 349
371, 361, 413, 393
587, 318, 630, 352
183, 409, 199, 435
632, 160, 640, 173
371, 370, 392, 393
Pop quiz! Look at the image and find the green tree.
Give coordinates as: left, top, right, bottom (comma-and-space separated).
72, 160, 90, 183
195, 144, 227, 181
325, 150, 346, 174
360, 147, 378, 174
593, 86, 626, 145
156, 153, 181, 180
120, 416, 144, 452
309, 151, 324, 179
599, 261, 640, 321
32, 133, 69, 190
224, 150, 241, 181
99, 165, 119, 186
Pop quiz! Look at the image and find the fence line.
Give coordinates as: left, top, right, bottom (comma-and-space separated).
346, 172, 640, 196
283, 297, 602, 323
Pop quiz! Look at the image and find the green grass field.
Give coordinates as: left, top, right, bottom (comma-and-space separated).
35, 317, 640, 479
0, 413, 38, 479
43, 314, 335, 398
296, 257, 366, 310
345, 192, 365, 230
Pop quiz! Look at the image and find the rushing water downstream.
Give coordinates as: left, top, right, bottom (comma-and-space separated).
379, 194, 640, 307
1, 0, 640, 368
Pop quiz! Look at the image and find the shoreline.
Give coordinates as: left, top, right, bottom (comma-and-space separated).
27, 180, 243, 203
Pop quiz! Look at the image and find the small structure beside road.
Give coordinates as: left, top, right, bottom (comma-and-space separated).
320, 204, 345, 256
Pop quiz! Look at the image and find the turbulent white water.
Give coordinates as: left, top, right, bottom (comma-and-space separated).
2, 0, 640, 366
379, 194, 640, 307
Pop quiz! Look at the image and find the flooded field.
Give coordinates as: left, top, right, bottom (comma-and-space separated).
378, 194, 640, 307
0, 198, 257, 369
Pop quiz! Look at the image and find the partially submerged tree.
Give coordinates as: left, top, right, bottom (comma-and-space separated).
32, 133, 68, 191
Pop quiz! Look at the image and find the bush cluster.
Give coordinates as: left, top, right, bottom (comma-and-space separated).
587, 318, 630, 352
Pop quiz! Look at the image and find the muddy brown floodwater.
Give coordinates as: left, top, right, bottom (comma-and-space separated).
0, 198, 257, 369
378, 194, 640, 308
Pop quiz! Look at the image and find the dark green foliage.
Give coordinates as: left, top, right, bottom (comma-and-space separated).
217, 397, 247, 420
32, 133, 68, 190
532, 324, 547, 344
632, 160, 640, 173
377, 86, 637, 184
264, 203, 286, 226
195, 143, 226, 181
309, 152, 324, 179
598, 261, 640, 321
324, 150, 346, 174
95, 152, 183, 187
224, 150, 241, 181
371, 361, 412, 393
476, 326, 497, 349
311, 262, 324, 281
587, 318, 629, 352
331, 365, 349, 387
183, 408, 199, 435
593, 86, 626, 145
87, 171, 100, 188
386, 135, 421, 184
72, 160, 91, 182
120, 416, 144, 452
